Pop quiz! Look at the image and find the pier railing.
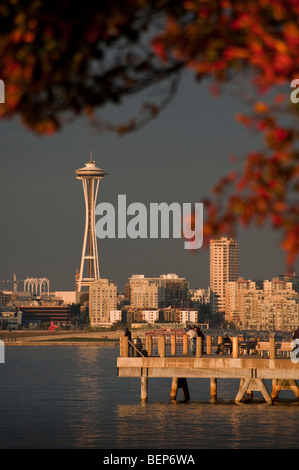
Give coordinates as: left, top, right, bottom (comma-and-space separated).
120, 334, 292, 359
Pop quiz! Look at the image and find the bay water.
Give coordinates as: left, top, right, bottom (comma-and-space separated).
0, 345, 298, 449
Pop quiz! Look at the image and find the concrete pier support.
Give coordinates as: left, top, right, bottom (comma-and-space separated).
141, 368, 148, 403
170, 377, 190, 402
235, 378, 272, 404
210, 378, 217, 403
271, 379, 299, 402
170, 377, 179, 401
179, 378, 190, 402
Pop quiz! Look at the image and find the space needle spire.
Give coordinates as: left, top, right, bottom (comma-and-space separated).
75, 152, 107, 292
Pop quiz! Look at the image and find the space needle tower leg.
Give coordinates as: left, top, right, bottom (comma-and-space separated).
75, 153, 107, 292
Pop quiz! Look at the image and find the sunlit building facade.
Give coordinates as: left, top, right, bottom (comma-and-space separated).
210, 237, 239, 315
89, 279, 117, 327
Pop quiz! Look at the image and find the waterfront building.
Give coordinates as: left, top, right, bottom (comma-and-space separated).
129, 275, 159, 309
225, 277, 299, 330
89, 279, 117, 327
121, 306, 198, 324
128, 273, 190, 309
162, 307, 181, 323
53, 291, 77, 305
18, 305, 72, 327
241, 291, 299, 331
0, 291, 12, 306
121, 307, 159, 324
263, 277, 296, 295
179, 310, 198, 324
189, 287, 210, 307
0, 310, 22, 329
157, 274, 190, 308
278, 273, 299, 293
142, 310, 160, 323
210, 237, 239, 315
110, 310, 122, 324
122, 306, 143, 324
225, 278, 258, 325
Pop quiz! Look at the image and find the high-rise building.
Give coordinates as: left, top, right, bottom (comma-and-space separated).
210, 237, 239, 315
89, 279, 117, 327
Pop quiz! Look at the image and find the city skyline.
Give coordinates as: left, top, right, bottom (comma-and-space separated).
1, 72, 297, 292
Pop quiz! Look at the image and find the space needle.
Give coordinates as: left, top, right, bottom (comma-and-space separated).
75, 152, 107, 292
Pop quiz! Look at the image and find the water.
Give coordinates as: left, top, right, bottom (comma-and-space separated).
0, 345, 298, 449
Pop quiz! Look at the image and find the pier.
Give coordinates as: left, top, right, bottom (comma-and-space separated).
117, 334, 299, 404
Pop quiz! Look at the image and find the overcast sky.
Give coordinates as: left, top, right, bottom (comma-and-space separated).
0, 70, 296, 293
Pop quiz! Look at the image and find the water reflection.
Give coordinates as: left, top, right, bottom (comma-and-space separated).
66, 346, 117, 448
114, 400, 299, 449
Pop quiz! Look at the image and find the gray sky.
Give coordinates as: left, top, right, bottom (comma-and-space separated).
0, 71, 296, 292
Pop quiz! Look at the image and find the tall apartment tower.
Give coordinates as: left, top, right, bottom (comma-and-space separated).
210, 237, 239, 315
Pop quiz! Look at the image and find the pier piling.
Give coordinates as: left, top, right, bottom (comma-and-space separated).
170, 377, 190, 402
141, 368, 148, 403
271, 379, 299, 402
210, 378, 217, 403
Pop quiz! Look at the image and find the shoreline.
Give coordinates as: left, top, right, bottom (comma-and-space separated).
0, 330, 122, 346
4, 341, 119, 346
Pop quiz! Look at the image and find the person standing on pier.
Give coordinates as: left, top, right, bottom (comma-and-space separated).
292, 327, 299, 340
187, 326, 197, 355
124, 327, 132, 357
194, 326, 205, 354
195, 326, 205, 339
216, 333, 232, 355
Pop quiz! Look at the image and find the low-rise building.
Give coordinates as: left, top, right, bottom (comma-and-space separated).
89, 279, 117, 327
18, 305, 72, 327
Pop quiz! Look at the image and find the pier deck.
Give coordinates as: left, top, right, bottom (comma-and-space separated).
117, 335, 299, 404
